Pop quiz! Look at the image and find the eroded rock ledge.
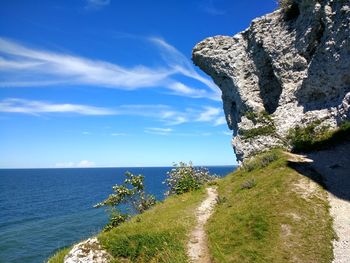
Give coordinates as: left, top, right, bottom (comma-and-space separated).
193, 0, 350, 162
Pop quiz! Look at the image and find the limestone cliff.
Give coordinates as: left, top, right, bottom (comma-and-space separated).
193, 0, 350, 162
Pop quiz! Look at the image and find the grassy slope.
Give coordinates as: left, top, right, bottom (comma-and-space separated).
99, 188, 206, 263
48, 150, 335, 263
207, 150, 335, 263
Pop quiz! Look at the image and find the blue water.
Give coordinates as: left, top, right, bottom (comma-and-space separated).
0, 166, 236, 263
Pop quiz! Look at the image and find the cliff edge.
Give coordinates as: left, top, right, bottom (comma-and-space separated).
193, 0, 350, 162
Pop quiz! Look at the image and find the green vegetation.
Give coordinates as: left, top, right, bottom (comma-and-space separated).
164, 161, 217, 195
241, 150, 279, 172
94, 171, 157, 231
244, 111, 273, 124
240, 111, 276, 139
46, 247, 71, 263
99, 189, 207, 263
288, 120, 350, 152
98, 162, 217, 262
48, 147, 338, 263
206, 149, 335, 263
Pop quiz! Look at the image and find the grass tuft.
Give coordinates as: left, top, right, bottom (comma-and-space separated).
240, 178, 257, 190
241, 149, 280, 172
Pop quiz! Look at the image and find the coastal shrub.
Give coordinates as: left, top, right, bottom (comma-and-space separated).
164, 162, 217, 195
288, 120, 350, 152
103, 210, 129, 232
95, 171, 156, 231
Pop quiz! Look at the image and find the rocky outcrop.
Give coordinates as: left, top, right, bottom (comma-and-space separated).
64, 237, 112, 263
193, 0, 350, 162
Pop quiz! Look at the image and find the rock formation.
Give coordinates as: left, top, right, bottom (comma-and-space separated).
193, 0, 350, 162
64, 237, 112, 263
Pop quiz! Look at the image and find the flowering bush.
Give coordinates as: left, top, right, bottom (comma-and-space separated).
164, 162, 217, 195
95, 171, 156, 231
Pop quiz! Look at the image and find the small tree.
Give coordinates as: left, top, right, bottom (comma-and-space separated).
94, 171, 156, 231
164, 162, 217, 196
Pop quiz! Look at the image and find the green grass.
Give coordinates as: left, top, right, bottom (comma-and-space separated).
288, 121, 350, 152
98, 188, 207, 263
46, 247, 71, 263
47, 149, 337, 263
206, 150, 335, 263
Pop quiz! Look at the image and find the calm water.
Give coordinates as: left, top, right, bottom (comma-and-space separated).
0, 166, 236, 263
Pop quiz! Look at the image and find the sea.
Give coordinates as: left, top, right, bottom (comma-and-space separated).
0, 166, 236, 263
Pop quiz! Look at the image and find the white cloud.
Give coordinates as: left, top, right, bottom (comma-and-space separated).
54, 160, 95, 168
222, 131, 232, 136
0, 98, 115, 115
77, 160, 95, 167
0, 38, 171, 89
85, 0, 110, 10
0, 97, 227, 126
167, 82, 220, 101
144, 127, 173, 135
0, 37, 220, 101
214, 116, 227, 126
111, 132, 127, 136
196, 106, 221, 122
149, 37, 221, 98
82, 131, 91, 135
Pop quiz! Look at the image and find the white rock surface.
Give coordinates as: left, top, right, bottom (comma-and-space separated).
64, 237, 112, 263
193, 0, 350, 162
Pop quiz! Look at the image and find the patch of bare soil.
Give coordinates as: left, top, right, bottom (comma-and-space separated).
187, 187, 218, 263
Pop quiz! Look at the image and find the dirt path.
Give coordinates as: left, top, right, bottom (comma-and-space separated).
307, 141, 350, 263
187, 187, 218, 263
286, 141, 350, 263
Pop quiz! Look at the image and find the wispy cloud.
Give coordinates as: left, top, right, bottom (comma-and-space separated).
144, 127, 173, 135
199, 0, 226, 16
214, 116, 227, 126
55, 160, 96, 168
0, 37, 219, 100
195, 106, 227, 127
77, 160, 95, 167
111, 132, 128, 136
149, 37, 221, 100
196, 106, 221, 122
0, 98, 226, 126
0, 98, 115, 115
85, 0, 110, 10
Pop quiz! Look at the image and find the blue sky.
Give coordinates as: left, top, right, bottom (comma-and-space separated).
0, 0, 277, 168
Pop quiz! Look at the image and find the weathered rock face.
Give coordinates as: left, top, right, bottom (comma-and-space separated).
64, 237, 112, 263
193, 0, 350, 162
